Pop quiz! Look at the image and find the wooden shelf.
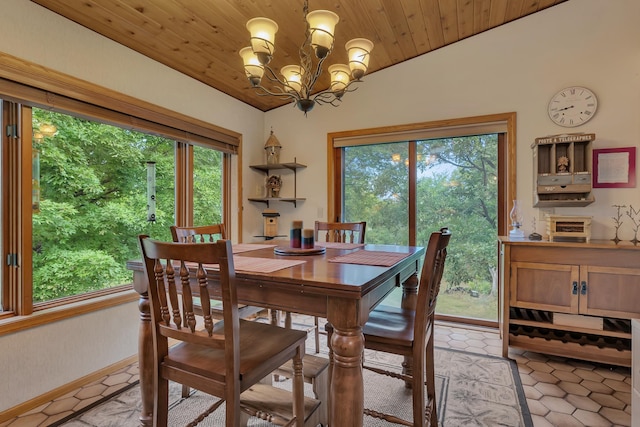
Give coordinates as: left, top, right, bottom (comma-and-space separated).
534, 197, 595, 208
248, 159, 306, 208
249, 162, 307, 174
248, 197, 306, 207
508, 334, 631, 367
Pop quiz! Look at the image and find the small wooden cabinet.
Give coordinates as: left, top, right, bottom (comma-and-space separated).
500, 237, 640, 366
532, 133, 595, 207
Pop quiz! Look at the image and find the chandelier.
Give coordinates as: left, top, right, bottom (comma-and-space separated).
239, 0, 374, 115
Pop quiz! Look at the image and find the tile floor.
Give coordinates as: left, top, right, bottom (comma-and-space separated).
1, 318, 632, 427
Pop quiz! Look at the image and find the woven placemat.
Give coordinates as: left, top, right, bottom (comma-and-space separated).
328, 250, 410, 267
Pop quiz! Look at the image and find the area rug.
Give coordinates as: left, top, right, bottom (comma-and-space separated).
62, 348, 531, 427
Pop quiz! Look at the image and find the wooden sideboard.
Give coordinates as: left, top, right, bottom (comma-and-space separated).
499, 237, 640, 367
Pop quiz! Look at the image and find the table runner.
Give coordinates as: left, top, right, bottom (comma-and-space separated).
328, 250, 411, 267
314, 242, 365, 250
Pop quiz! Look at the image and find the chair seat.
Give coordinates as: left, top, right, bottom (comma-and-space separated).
363, 305, 416, 350
166, 319, 307, 385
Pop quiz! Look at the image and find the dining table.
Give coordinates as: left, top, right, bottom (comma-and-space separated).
127, 240, 425, 427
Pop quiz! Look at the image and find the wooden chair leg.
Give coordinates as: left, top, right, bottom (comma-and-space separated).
156, 376, 170, 427
314, 317, 320, 354
181, 384, 190, 398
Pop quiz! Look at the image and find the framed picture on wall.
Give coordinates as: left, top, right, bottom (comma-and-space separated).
593, 147, 636, 188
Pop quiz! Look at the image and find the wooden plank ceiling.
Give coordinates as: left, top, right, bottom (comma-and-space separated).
30, 0, 567, 112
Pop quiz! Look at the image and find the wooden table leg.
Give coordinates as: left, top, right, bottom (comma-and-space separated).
401, 273, 419, 388
327, 298, 365, 427
133, 271, 153, 426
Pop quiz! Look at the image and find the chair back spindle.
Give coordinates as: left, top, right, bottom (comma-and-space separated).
170, 223, 226, 243
314, 221, 366, 243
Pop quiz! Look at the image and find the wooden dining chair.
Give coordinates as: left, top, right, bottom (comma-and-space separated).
360, 227, 451, 427
170, 224, 263, 319
323, 226, 446, 426
170, 224, 265, 399
138, 236, 311, 427
314, 220, 366, 244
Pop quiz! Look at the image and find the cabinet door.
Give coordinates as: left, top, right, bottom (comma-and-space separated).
579, 265, 640, 318
510, 262, 579, 313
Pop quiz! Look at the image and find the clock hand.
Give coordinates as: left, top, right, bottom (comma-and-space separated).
557, 105, 574, 112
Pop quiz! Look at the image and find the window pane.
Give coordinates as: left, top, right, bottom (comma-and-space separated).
416, 135, 498, 321
32, 108, 175, 304
343, 143, 409, 245
193, 145, 223, 226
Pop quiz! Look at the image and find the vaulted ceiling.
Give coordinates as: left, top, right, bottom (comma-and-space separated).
31, 0, 567, 112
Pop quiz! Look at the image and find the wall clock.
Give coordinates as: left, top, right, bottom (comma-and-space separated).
547, 86, 598, 127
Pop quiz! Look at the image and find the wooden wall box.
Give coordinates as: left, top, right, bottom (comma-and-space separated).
532, 133, 595, 207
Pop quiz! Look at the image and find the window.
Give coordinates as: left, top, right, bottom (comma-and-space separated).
0, 56, 239, 319
31, 108, 178, 304
330, 114, 516, 327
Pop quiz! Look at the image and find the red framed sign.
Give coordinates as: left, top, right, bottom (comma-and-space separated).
593, 147, 636, 188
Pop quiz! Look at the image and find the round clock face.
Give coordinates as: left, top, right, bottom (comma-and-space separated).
548, 86, 598, 127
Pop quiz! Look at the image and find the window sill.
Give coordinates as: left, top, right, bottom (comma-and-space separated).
0, 287, 138, 337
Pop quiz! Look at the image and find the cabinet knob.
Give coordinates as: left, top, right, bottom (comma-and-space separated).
572, 281, 578, 295
581, 281, 587, 295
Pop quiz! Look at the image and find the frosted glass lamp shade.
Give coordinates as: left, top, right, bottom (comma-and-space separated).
306, 10, 339, 58
239, 47, 265, 86
346, 38, 374, 80
246, 17, 278, 64
281, 65, 304, 94
328, 64, 351, 95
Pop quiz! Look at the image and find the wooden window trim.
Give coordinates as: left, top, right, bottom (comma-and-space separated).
327, 112, 516, 236
327, 113, 517, 328
0, 52, 240, 153
0, 53, 237, 322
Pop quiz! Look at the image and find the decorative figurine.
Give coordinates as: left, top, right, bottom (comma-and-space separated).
266, 175, 282, 198
557, 155, 569, 173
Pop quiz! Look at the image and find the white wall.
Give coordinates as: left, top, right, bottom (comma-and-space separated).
256, 0, 640, 241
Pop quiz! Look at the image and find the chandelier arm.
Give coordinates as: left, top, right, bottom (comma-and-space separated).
311, 80, 360, 103
257, 65, 305, 101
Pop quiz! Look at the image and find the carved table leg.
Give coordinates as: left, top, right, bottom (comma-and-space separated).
133, 270, 153, 427
328, 299, 365, 427
401, 273, 419, 388
137, 292, 153, 426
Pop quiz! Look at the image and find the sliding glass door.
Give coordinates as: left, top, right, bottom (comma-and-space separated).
341, 135, 498, 322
